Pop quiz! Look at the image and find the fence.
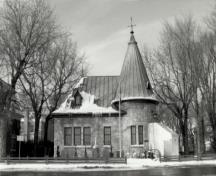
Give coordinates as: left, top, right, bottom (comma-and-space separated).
0, 156, 127, 164
161, 153, 216, 162
1, 153, 216, 164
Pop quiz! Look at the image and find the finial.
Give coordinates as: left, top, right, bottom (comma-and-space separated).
128, 17, 136, 34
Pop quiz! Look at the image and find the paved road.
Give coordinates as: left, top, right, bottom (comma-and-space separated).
0, 166, 216, 176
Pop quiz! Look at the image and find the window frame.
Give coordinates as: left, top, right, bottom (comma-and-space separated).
104, 126, 111, 145
131, 126, 136, 145
83, 127, 91, 146
64, 127, 72, 146
74, 127, 81, 146
138, 125, 144, 145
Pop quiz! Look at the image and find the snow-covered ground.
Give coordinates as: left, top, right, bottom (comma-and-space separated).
1, 159, 216, 172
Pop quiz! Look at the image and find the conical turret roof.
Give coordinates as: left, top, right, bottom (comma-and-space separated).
112, 31, 158, 104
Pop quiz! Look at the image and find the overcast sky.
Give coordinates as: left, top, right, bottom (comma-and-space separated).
5, 0, 216, 75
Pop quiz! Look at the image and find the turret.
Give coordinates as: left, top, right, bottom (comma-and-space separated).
112, 28, 158, 106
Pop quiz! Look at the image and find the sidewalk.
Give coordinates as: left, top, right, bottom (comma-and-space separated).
1, 159, 216, 172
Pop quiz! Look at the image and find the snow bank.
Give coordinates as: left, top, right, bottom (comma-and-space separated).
127, 158, 160, 167
53, 91, 118, 114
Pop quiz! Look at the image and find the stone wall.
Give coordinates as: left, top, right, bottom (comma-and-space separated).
54, 100, 158, 158
54, 115, 120, 158
120, 100, 157, 157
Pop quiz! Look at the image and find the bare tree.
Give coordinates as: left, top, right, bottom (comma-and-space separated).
0, 0, 58, 157
190, 39, 206, 156
144, 17, 202, 154
43, 36, 86, 155
197, 32, 216, 151
19, 35, 85, 155
0, 0, 57, 108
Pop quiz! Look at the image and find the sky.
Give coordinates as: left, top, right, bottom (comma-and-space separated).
2, 0, 215, 75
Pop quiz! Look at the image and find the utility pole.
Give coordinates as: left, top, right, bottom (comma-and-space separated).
119, 83, 122, 158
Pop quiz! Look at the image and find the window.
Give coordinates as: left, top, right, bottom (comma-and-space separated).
83, 127, 91, 145
104, 127, 111, 145
138, 125, 143, 145
147, 81, 151, 90
75, 95, 82, 106
64, 127, 72, 146
74, 127, 81, 145
131, 126, 136, 145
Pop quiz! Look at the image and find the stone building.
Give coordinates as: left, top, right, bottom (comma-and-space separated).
52, 29, 179, 158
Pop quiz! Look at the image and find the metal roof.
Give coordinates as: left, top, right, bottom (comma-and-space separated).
62, 32, 157, 110
112, 32, 156, 104
82, 76, 119, 107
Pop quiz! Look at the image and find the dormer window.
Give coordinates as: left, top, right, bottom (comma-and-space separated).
75, 95, 82, 106
72, 90, 83, 107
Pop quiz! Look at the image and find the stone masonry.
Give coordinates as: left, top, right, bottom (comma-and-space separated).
54, 115, 120, 158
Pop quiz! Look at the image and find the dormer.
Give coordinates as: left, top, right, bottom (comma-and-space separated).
71, 89, 83, 108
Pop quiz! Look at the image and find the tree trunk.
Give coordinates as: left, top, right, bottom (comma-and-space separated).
211, 118, 216, 152
182, 125, 189, 154
2, 87, 16, 157
208, 112, 216, 151
0, 118, 7, 157
194, 94, 205, 157
43, 114, 51, 155
197, 114, 205, 153
212, 128, 216, 152
182, 110, 189, 155
34, 117, 40, 156
195, 126, 202, 159
196, 118, 205, 157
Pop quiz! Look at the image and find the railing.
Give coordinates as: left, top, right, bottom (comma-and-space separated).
0, 156, 127, 164
161, 153, 216, 162
1, 153, 216, 164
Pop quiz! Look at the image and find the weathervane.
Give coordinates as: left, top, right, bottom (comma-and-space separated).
128, 17, 136, 34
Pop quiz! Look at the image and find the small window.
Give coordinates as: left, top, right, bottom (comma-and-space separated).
74, 127, 81, 145
83, 127, 91, 145
131, 126, 136, 145
138, 125, 144, 145
104, 127, 111, 145
147, 81, 151, 90
75, 95, 82, 106
64, 127, 72, 146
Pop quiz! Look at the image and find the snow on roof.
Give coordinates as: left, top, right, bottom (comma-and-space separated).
111, 96, 159, 104
73, 77, 86, 88
53, 91, 119, 115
